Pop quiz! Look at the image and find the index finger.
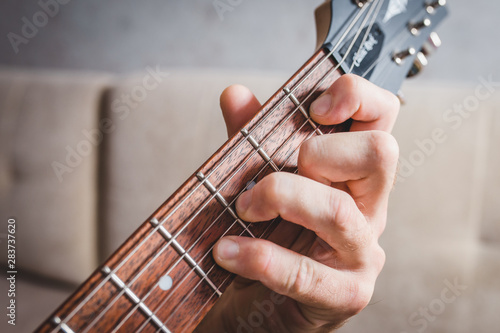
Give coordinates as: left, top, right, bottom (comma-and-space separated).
310, 74, 400, 132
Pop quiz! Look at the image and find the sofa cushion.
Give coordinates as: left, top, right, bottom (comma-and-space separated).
0, 69, 111, 284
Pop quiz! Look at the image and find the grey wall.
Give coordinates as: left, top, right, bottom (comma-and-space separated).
0, 0, 498, 83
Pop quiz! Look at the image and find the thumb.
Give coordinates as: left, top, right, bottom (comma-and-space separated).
220, 84, 262, 137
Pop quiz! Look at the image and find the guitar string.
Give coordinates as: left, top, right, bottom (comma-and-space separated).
139, 3, 388, 332
55, 2, 379, 331
81, 2, 380, 332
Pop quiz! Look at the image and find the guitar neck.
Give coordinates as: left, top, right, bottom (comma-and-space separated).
37, 48, 347, 333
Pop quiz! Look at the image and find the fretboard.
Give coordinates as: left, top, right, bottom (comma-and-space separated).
36, 48, 348, 333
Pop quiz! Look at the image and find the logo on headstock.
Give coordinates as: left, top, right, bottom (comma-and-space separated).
338, 24, 384, 80
383, 0, 408, 23
352, 33, 379, 68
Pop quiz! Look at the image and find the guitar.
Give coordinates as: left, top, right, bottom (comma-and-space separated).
36, 1, 447, 332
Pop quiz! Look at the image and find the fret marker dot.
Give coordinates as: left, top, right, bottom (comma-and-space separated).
246, 181, 256, 190
159, 275, 173, 291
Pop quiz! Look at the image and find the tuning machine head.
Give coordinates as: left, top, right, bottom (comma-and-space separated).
422, 32, 442, 55
353, 0, 373, 8
409, 18, 432, 36
426, 0, 446, 14
393, 47, 416, 66
407, 52, 428, 78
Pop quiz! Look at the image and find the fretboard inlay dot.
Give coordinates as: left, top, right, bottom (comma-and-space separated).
159, 274, 173, 291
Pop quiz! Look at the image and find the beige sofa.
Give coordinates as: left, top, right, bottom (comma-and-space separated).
0, 68, 499, 332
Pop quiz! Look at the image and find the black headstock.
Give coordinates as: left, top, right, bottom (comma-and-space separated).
321, 0, 448, 94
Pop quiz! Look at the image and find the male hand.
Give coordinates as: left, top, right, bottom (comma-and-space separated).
195, 74, 400, 332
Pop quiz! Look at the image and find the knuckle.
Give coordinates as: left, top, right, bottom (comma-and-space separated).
345, 280, 373, 316
284, 257, 317, 296
372, 244, 386, 274
251, 241, 275, 277
327, 190, 373, 253
368, 131, 400, 171
335, 74, 361, 112
339, 73, 360, 92
327, 190, 358, 234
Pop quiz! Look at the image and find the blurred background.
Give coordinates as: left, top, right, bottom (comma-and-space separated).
0, 0, 497, 82
1, 0, 500, 332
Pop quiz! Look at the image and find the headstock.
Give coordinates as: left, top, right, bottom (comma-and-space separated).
317, 0, 448, 94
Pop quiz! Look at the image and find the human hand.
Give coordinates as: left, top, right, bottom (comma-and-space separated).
195, 74, 400, 332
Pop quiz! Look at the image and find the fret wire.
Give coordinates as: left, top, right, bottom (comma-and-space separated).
59, 3, 378, 329
52, 316, 75, 333
98, 266, 172, 333
196, 172, 256, 238
283, 87, 324, 136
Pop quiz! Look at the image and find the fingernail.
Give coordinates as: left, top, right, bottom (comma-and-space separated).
217, 238, 239, 260
311, 93, 332, 116
236, 190, 252, 213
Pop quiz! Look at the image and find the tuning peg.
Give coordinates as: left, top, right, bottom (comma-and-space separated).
422, 32, 442, 55
426, 0, 446, 14
354, 0, 372, 8
393, 47, 416, 66
407, 52, 428, 78
409, 18, 431, 36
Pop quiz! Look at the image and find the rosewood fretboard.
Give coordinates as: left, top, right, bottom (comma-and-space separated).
36, 48, 347, 333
